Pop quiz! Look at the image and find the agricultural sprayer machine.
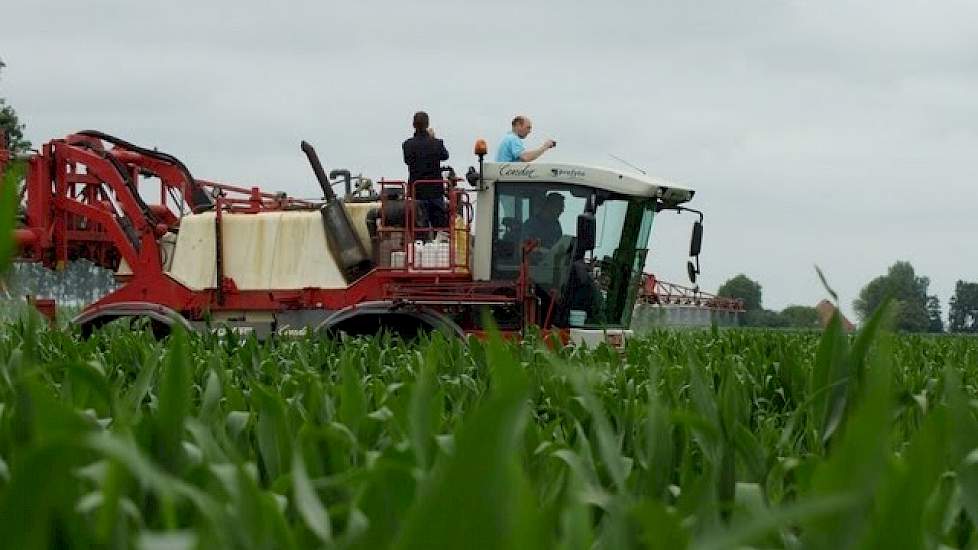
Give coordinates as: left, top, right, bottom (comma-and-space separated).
1, 130, 712, 346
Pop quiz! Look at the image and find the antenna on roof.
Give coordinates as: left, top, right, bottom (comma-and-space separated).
607, 153, 647, 175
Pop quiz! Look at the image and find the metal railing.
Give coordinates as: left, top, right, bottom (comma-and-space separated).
638, 273, 745, 311
375, 178, 473, 275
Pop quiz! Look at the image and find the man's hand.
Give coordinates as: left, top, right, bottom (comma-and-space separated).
544, 139, 556, 149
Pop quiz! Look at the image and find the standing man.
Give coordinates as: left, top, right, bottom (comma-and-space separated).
402, 111, 450, 232
495, 115, 556, 162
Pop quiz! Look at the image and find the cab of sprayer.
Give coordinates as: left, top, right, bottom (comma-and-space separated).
467, 139, 704, 330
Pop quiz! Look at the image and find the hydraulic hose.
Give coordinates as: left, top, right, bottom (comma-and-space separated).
64, 138, 155, 249
76, 130, 213, 211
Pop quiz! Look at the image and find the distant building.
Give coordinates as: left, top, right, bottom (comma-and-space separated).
815, 299, 855, 332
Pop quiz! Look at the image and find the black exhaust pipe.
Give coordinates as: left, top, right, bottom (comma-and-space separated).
302, 141, 336, 200
301, 141, 374, 283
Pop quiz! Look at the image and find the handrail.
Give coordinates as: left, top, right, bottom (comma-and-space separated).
375, 177, 473, 274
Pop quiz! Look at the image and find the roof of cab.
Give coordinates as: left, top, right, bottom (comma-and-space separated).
481, 162, 695, 205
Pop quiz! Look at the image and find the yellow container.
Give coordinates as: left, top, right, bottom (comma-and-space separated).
454, 216, 469, 271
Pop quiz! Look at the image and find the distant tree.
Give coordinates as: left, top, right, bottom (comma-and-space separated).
949, 281, 978, 333
926, 295, 944, 333
0, 58, 31, 154
854, 261, 939, 333
780, 305, 820, 329
5, 260, 116, 304
718, 274, 762, 312
744, 309, 788, 328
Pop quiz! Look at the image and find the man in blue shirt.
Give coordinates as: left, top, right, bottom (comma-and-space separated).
495, 115, 556, 162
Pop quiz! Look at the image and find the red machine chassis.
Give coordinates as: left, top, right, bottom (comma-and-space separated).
1, 131, 741, 338
2, 132, 547, 337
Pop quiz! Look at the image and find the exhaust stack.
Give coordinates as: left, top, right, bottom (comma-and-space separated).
301, 141, 374, 283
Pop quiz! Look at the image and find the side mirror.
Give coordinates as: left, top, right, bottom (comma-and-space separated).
689, 220, 703, 257
577, 213, 596, 252
687, 260, 698, 284
465, 166, 479, 186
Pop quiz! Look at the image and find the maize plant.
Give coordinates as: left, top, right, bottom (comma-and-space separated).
0, 306, 976, 549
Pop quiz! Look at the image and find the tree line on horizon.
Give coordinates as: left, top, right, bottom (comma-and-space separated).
718, 261, 978, 333
1, 261, 118, 307
0, 58, 30, 155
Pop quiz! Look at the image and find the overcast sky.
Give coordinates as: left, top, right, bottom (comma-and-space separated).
3, 0, 976, 321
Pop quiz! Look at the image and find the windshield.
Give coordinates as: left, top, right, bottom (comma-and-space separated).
491, 182, 654, 328
578, 196, 654, 327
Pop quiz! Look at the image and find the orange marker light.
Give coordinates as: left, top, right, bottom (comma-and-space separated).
474, 139, 488, 156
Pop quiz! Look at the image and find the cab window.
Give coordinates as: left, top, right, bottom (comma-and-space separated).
491, 183, 587, 280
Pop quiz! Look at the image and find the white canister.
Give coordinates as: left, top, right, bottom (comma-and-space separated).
391, 251, 406, 269
413, 240, 425, 269
433, 242, 449, 268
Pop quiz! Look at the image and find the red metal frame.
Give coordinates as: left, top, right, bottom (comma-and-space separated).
375, 178, 473, 274
27, 297, 57, 326
638, 273, 745, 312
197, 179, 318, 213
9, 132, 536, 337
9, 131, 709, 342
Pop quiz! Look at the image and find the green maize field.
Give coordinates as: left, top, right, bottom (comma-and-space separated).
0, 306, 977, 550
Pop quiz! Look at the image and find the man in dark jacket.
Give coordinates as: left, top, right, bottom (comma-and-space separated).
402, 111, 450, 233
522, 192, 565, 248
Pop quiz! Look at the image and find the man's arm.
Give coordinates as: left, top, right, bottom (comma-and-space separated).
437, 139, 449, 161
519, 140, 556, 162
402, 140, 413, 165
